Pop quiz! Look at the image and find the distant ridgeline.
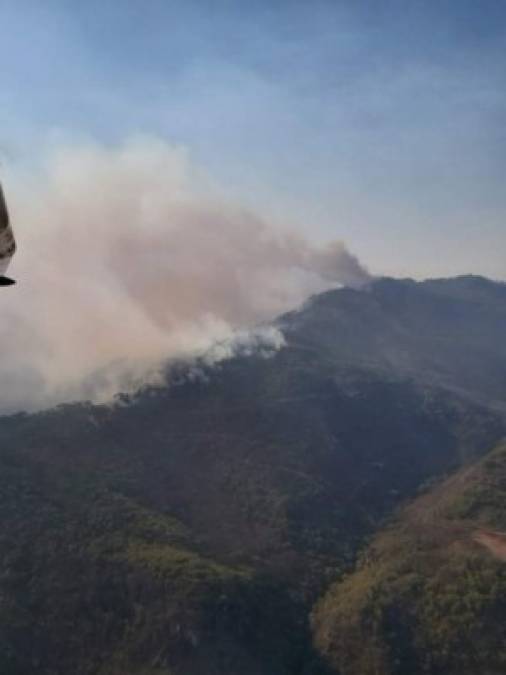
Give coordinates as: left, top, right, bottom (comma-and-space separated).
0, 275, 505, 675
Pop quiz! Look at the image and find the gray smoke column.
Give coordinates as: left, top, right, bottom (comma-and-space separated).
1, 137, 370, 411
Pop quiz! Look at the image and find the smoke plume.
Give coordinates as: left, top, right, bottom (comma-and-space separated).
1, 137, 370, 411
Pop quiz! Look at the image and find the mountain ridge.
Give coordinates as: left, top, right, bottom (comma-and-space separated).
279, 275, 506, 410
0, 274, 505, 674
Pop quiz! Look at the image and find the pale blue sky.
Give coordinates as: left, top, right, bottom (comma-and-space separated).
1, 0, 505, 279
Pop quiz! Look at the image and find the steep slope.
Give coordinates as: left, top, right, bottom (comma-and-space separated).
313, 441, 506, 675
281, 275, 506, 408
0, 276, 505, 674
0, 430, 322, 675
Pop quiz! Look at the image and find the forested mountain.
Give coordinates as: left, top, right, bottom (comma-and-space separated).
313, 441, 506, 675
279, 275, 506, 408
1, 276, 505, 674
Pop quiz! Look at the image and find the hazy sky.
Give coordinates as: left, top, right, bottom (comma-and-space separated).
1, 0, 505, 279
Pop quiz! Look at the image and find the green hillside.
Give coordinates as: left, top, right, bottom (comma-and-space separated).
0, 435, 321, 675
313, 442, 506, 675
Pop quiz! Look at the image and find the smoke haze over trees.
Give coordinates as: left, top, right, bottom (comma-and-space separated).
1, 137, 369, 411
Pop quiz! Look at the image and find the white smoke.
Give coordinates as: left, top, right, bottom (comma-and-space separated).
1, 137, 370, 412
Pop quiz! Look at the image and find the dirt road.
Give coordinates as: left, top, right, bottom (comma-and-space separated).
473, 530, 506, 562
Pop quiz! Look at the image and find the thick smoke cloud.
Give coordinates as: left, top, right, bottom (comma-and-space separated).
1, 137, 370, 412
